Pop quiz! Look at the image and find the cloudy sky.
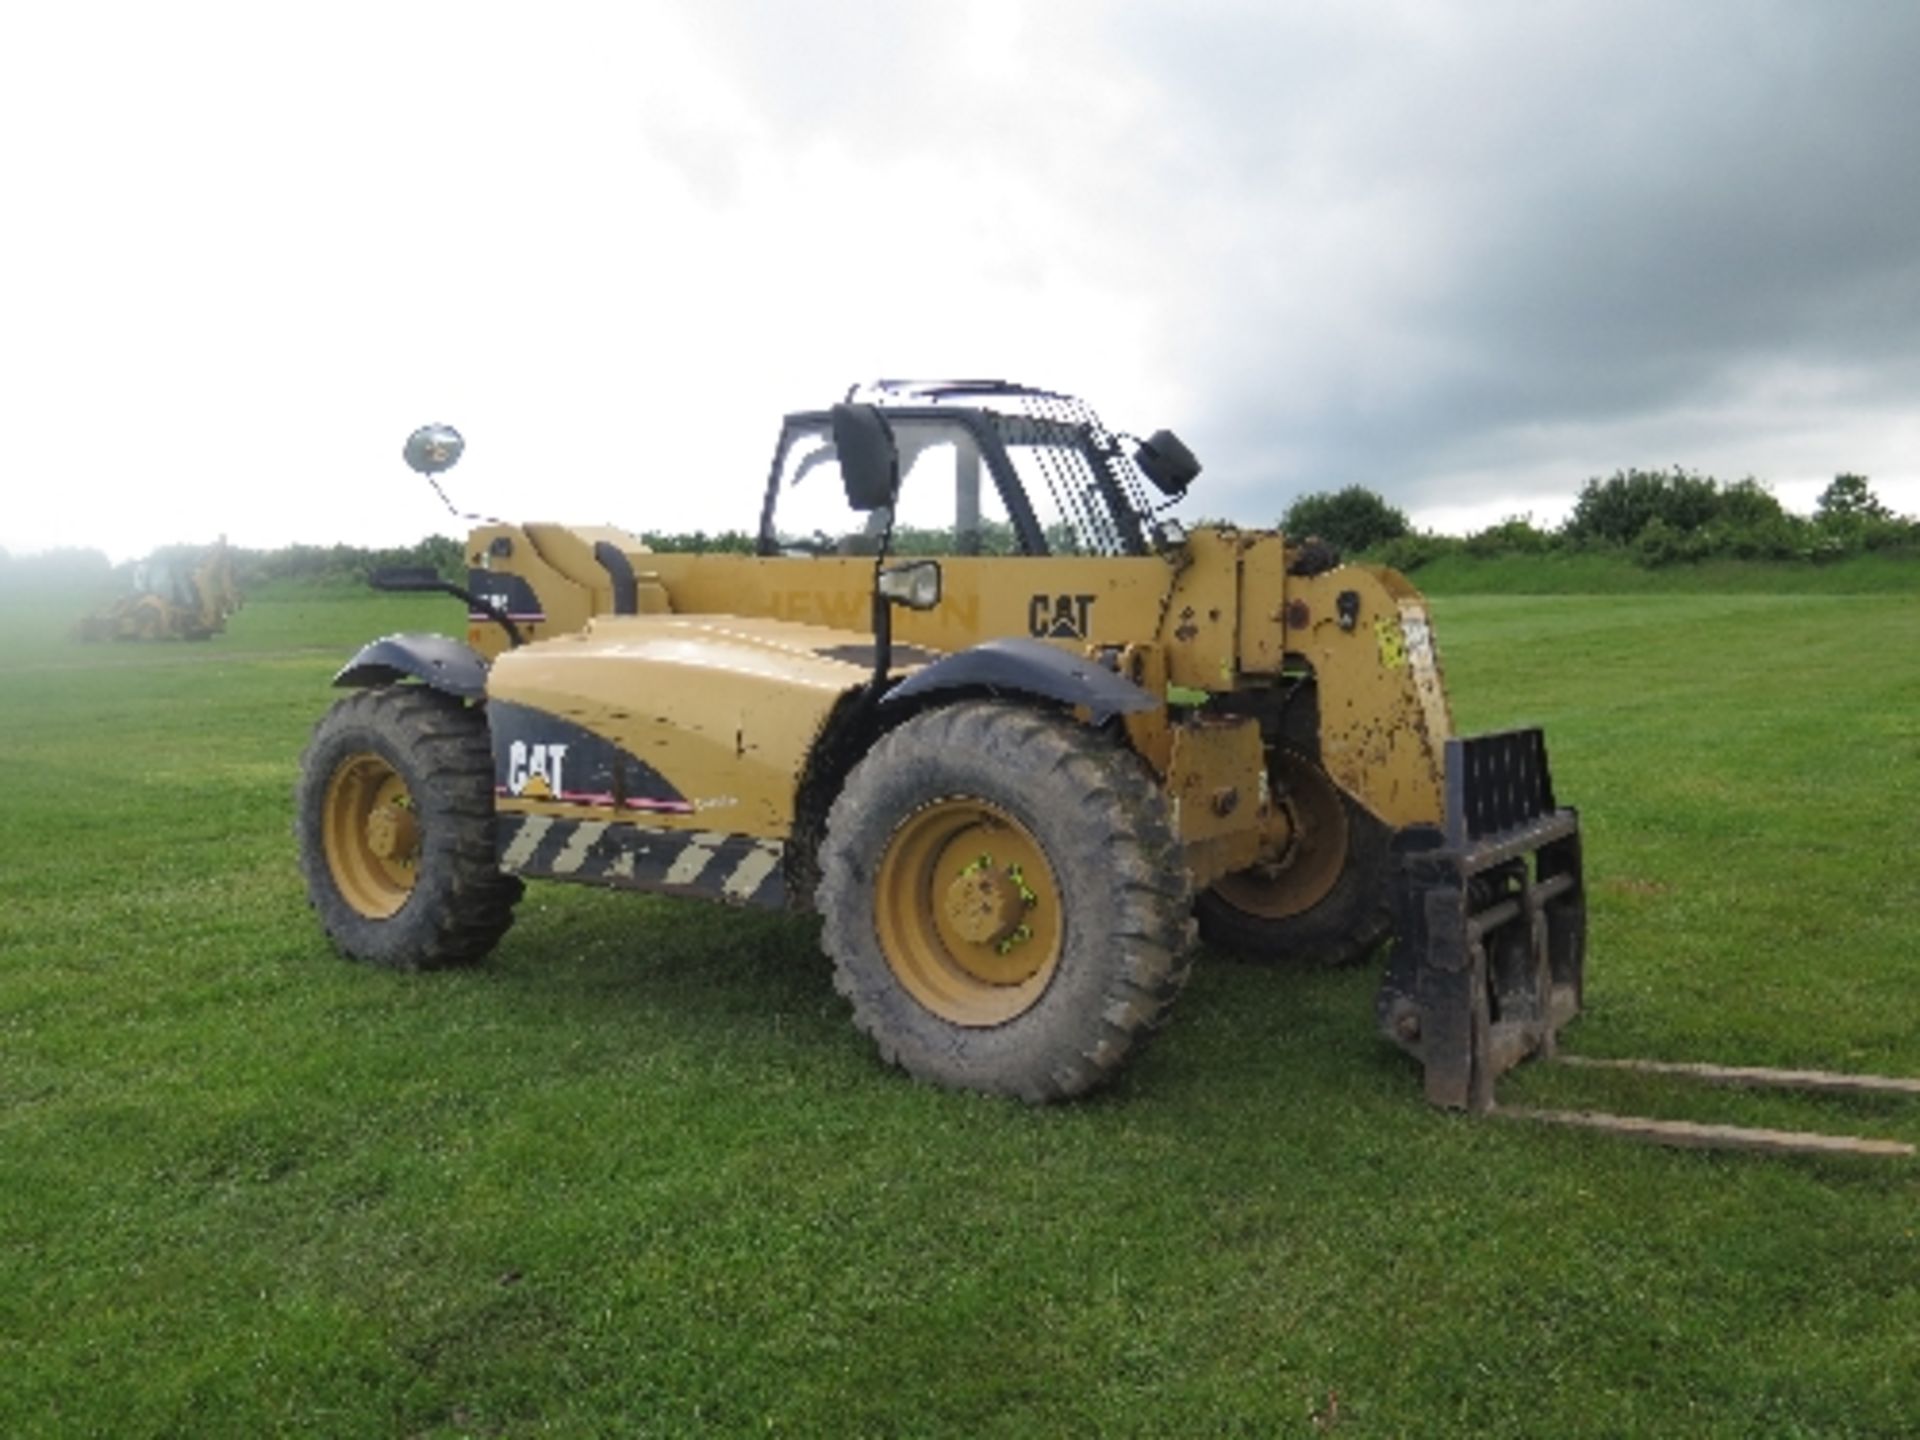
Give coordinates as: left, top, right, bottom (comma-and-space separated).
5, 0, 1918, 561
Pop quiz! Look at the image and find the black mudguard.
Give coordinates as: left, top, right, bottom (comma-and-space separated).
882, 636, 1157, 725
333, 632, 489, 700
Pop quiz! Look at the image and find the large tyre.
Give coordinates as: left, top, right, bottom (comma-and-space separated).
295, 686, 522, 970
817, 701, 1195, 1103
1195, 747, 1392, 968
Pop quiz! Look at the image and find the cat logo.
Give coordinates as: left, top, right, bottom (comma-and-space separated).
1029, 593, 1096, 640
506, 740, 569, 799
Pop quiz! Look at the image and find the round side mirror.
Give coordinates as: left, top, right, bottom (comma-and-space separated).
404, 424, 466, 475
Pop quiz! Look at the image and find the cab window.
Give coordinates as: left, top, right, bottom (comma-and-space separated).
765, 418, 1019, 556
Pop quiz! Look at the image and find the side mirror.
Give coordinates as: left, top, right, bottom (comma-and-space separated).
877, 559, 942, 611
1135, 429, 1200, 496
831, 403, 899, 511
404, 424, 465, 475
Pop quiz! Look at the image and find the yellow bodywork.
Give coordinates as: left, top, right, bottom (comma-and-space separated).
1279, 567, 1452, 828
489, 614, 887, 839
468, 522, 1453, 841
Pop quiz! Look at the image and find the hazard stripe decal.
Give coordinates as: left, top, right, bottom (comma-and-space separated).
495, 815, 787, 909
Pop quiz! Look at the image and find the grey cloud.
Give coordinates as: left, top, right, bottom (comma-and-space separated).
1111, 3, 1920, 514
671, 2, 1920, 522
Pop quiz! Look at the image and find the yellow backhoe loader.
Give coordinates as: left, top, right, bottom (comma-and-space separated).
76, 538, 240, 642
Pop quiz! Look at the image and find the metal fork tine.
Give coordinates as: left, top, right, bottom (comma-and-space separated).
1553, 1055, 1920, 1098
1497, 1105, 1914, 1159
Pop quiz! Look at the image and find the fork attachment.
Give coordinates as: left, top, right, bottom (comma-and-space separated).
1378, 728, 1586, 1111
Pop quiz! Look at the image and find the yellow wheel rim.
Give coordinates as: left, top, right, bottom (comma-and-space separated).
874, 797, 1064, 1027
322, 752, 421, 919
1212, 751, 1348, 921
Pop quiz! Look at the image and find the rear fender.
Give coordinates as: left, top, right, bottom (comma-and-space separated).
881, 636, 1156, 725
333, 633, 488, 700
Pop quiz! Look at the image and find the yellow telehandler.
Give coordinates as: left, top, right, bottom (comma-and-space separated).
293, 385, 1914, 1152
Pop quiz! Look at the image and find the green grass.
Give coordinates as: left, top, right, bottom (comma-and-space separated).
3, 581, 1918, 1437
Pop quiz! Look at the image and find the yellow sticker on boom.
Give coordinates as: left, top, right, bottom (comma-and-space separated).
1376, 616, 1407, 669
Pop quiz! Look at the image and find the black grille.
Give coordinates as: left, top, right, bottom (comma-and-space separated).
1445, 729, 1558, 846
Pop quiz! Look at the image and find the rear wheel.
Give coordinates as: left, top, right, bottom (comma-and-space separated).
296, 686, 521, 970
818, 701, 1195, 1102
1196, 747, 1392, 967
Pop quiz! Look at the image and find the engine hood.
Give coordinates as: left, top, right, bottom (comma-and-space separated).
482, 614, 941, 838
558, 614, 941, 688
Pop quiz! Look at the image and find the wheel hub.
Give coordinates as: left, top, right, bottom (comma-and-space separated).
943, 863, 1029, 947
365, 803, 420, 863
1247, 804, 1299, 876
1212, 750, 1348, 921
874, 800, 1063, 1026
321, 752, 421, 920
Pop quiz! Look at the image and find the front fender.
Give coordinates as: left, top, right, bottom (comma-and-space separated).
333, 632, 488, 700
883, 637, 1156, 725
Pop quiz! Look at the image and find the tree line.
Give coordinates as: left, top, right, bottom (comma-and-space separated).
1279, 470, 1918, 570
7, 468, 1913, 593
0, 531, 761, 593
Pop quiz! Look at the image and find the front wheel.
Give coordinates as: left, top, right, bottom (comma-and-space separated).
817, 701, 1195, 1102
1195, 748, 1392, 967
295, 686, 522, 970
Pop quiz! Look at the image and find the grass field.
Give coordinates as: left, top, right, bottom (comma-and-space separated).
3, 580, 1917, 1437
1398, 548, 1920, 596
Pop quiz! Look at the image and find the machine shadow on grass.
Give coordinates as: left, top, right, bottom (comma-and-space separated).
385, 868, 1393, 1120
480, 891, 842, 1023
